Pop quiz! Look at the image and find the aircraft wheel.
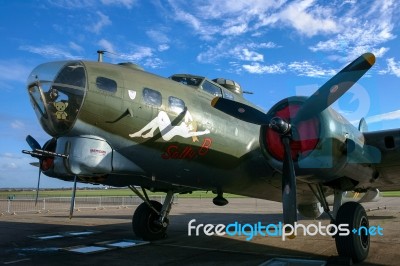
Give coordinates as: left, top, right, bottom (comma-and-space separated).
132, 200, 167, 241
335, 201, 370, 263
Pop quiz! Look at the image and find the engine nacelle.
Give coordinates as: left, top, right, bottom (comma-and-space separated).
42, 135, 143, 178
260, 96, 380, 187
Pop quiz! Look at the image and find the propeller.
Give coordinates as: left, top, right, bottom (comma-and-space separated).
26, 135, 42, 206
211, 53, 376, 224
26, 135, 41, 151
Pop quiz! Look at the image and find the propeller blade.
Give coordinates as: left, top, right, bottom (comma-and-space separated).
281, 137, 298, 225
26, 135, 41, 150
35, 167, 42, 206
294, 53, 375, 123
211, 97, 269, 125
69, 176, 78, 219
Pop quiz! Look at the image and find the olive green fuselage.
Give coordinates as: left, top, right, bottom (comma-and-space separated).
27, 60, 400, 205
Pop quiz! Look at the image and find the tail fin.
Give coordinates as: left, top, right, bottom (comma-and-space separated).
358, 117, 368, 132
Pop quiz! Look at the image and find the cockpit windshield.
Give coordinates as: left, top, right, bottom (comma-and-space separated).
170, 75, 204, 87
27, 61, 86, 136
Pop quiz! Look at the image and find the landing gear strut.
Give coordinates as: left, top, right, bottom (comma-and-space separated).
310, 185, 370, 263
129, 186, 174, 241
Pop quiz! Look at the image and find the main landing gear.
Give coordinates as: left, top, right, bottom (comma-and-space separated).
335, 201, 370, 262
310, 185, 370, 263
129, 186, 174, 241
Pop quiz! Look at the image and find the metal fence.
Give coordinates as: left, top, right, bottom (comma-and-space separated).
0, 196, 165, 215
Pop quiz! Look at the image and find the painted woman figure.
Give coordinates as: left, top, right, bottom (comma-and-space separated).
129, 110, 210, 142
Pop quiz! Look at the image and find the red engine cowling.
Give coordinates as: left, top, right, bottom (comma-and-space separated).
259, 96, 377, 185
263, 98, 320, 162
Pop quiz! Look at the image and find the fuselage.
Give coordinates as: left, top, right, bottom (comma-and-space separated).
26, 60, 382, 205
27, 60, 286, 201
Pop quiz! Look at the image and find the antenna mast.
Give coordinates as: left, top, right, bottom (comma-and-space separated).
97, 50, 105, 62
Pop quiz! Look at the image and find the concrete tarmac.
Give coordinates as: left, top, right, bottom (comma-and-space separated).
0, 197, 399, 265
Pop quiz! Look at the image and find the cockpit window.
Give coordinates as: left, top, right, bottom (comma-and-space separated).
223, 90, 235, 100
202, 80, 222, 97
143, 88, 162, 107
96, 77, 117, 93
171, 76, 203, 87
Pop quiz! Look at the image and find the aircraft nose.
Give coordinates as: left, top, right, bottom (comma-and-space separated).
27, 61, 87, 136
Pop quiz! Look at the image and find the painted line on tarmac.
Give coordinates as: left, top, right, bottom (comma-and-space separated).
3, 258, 31, 265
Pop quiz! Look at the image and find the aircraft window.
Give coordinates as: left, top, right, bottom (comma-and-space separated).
96, 77, 117, 93
171, 76, 203, 87
27, 61, 86, 136
143, 88, 162, 107
202, 80, 222, 97
223, 91, 235, 100
168, 96, 185, 114
54, 62, 86, 87
28, 84, 47, 118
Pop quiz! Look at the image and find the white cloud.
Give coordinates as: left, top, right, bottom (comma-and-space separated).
47, 0, 96, 9
196, 0, 284, 20
308, 0, 397, 60
95, 40, 164, 68
379, 58, 400, 77
166, 0, 300, 40
242, 60, 339, 77
166, 0, 397, 67
242, 63, 286, 74
11, 120, 25, 130
69, 42, 83, 52
221, 24, 248, 36
19, 45, 79, 59
120, 46, 153, 61
251, 42, 279, 49
158, 44, 170, 52
267, 0, 338, 37
197, 40, 278, 63
0, 152, 28, 171
146, 30, 170, 43
101, 0, 136, 9
0, 61, 31, 83
167, 1, 219, 40
86, 11, 112, 34
49, 0, 136, 9
235, 48, 263, 62
143, 58, 163, 69
98, 39, 116, 53
363, 110, 400, 124
288, 61, 336, 78
1, 162, 18, 170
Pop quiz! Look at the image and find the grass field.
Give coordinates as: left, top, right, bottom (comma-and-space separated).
0, 188, 398, 199
0, 189, 242, 200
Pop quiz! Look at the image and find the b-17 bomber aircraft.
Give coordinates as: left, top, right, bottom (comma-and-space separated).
22, 51, 400, 263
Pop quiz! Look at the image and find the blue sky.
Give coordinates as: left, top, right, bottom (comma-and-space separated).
1, 0, 400, 188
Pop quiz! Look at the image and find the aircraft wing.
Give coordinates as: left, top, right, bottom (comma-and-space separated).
364, 128, 400, 191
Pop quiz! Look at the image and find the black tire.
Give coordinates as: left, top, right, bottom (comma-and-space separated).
335, 202, 370, 263
132, 200, 167, 241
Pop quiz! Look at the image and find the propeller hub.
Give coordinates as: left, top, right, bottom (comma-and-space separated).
269, 117, 291, 135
